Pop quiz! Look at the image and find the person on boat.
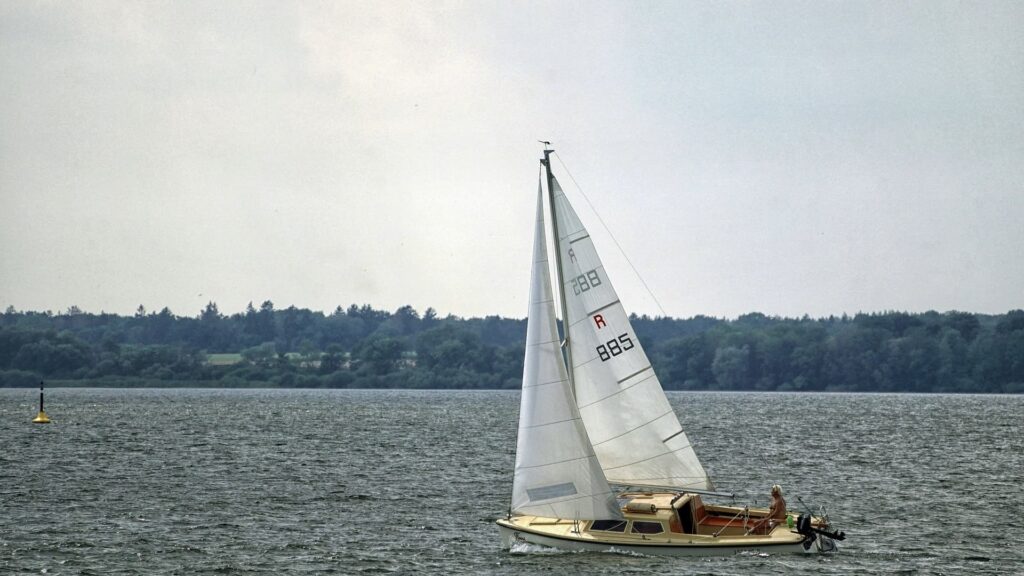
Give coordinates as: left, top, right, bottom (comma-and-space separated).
750, 484, 788, 533
768, 484, 787, 522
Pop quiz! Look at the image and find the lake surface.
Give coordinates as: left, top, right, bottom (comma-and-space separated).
2, 389, 1021, 575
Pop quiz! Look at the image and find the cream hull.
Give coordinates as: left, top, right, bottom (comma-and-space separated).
496, 492, 835, 557
496, 518, 808, 557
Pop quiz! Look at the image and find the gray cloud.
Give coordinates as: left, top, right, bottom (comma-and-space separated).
2, 1, 1021, 319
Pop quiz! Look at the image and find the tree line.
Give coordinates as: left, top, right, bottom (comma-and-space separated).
1, 303, 1021, 392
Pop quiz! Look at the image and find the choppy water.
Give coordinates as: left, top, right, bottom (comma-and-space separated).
1, 389, 1022, 575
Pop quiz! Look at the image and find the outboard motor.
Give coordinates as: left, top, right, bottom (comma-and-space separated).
796, 513, 813, 536
795, 512, 846, 552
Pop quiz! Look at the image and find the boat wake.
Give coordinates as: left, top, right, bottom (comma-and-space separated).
737, 550, 772, 558
508, 541, 650, 558
508, 541, 569, 555
602, 547, 650, 558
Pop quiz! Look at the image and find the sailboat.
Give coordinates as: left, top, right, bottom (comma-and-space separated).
495, 146, 845, 556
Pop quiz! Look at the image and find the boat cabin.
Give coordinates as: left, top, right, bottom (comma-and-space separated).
585, 492, 775, 538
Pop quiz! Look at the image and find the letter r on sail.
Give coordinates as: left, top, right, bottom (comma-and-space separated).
594, 315, 606, 329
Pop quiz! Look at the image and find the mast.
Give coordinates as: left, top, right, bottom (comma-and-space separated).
541, 145, 576, 396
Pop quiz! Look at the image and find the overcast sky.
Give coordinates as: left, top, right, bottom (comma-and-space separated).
2, 1, 1021, 320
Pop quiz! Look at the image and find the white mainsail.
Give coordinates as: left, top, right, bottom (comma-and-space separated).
510, 186, 622, 520
549, 175, 711, 490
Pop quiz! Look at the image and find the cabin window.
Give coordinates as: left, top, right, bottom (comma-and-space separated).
589, 520, 627, 532
631, 521, 664, 535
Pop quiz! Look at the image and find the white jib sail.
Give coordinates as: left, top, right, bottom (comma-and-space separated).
550, 175, 711, 490
511, 185, 622, 520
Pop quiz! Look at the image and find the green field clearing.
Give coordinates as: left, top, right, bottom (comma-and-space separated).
205, 353, 244, 366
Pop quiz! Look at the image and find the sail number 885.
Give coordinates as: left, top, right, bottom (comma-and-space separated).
571, 270, 602, 295
596, 333, 634, 361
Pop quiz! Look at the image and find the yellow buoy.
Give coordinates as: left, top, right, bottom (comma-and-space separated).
32, 381, 51, 424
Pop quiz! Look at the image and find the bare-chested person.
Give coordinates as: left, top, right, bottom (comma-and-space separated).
750, 484, 787, 534
768, 484, 787, 522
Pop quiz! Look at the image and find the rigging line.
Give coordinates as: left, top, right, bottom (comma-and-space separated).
758, 452, 776, 487
600, 442, 696, 471
527, 487, 618, 506
553, 151, 668, 318
590, 408, 678, 447
517, 452, 601, 470
611, 475, 709, 483
519, 414, 587, 430
662, 429, 685, 443
576, 369, 658, 409
584, 299, 620, 319
618, 365, 653, 385
529, 335, 563, 347
567, 303, 619, 329
520, 376, 570, 390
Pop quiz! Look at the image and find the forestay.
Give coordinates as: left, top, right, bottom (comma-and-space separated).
510, 187, 622, 520
550, 175, 711, 490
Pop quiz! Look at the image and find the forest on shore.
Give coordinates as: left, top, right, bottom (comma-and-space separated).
1, 303, 1022, 393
